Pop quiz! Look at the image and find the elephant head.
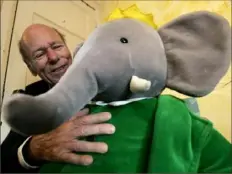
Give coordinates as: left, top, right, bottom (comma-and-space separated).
2, 11, 231, 136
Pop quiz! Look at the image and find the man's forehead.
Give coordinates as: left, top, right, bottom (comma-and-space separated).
22, 28, 63, 51
23, 29, 61, 42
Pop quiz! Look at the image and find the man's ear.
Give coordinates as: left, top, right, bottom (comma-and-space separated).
158, 11, 231, 97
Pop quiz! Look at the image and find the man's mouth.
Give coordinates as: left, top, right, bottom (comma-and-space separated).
51, 64, 68, 73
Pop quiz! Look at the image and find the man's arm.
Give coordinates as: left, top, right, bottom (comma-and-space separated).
198, 127, 232, 173
1, 89, 44, 173
1, 131, 40, 173
1, 109, 115, 173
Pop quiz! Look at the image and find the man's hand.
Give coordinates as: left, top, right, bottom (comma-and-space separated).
28, 108, 115, 166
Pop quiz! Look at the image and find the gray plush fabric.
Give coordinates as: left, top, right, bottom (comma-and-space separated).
158, 11, 231, 97
2, 11, 231, 136
76, 18, 167, 101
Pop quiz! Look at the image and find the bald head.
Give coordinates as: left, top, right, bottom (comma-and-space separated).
18, 23, 72, 84
19, 24, 66, 63
22, 24, 55, 40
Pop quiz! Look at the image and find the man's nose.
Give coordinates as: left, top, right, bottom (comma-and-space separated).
47, 48, 59, 63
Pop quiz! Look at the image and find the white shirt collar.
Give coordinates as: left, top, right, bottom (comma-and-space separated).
89, 97, 152, 106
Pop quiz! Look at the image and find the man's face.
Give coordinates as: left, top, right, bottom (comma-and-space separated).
24, 27, 72, 84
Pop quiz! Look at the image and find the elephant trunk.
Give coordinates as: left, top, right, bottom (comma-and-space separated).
3, 66, 99, 136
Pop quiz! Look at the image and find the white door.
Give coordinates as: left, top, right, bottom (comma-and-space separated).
1, 0, 100, 143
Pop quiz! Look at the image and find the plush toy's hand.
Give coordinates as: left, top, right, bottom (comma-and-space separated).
28, 109, 115, 165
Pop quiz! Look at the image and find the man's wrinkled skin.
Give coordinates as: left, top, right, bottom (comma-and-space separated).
19, 24, 115, 165
29, 109, 115, 165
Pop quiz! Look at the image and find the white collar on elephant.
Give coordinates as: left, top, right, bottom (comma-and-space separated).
89, 97, 152, 106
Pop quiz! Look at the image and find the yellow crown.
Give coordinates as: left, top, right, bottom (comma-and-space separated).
105, 4, 158, 29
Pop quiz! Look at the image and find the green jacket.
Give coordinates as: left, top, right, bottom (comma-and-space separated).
40, 95, 232, 173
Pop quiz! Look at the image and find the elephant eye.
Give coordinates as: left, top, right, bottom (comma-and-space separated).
120, 37, 128, 44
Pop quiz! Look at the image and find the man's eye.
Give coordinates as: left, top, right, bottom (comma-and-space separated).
35, 53, 44, 59
52, 45, 63, 49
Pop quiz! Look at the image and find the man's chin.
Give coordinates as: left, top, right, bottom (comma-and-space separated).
51, 73, 67, 84
42, 75, 59, 86
51, 76, 62, 84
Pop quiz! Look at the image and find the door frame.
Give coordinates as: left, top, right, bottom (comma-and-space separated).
1, 0, 19, 101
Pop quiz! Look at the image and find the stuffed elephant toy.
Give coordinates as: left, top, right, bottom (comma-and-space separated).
2, 10, 232, 173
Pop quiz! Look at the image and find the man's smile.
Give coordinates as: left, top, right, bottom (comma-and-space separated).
51, 64, 68, 75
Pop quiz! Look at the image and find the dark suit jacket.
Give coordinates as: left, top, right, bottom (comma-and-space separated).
1, 80, 51, 173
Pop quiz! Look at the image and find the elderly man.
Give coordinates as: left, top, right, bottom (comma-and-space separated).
1, 24, 115, 173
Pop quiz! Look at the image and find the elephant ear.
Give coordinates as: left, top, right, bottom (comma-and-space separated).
158, 11, 231, 97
